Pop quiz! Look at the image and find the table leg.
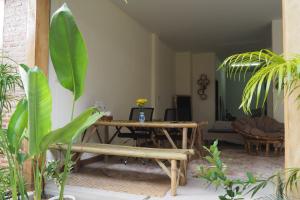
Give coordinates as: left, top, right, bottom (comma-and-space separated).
162, 128, 178, 149
171, 160, 177, 196
266, 143, 270, 156
180, 128, 188, 185
104, 126, 109, 162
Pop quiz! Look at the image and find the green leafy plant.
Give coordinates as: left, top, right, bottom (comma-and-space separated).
0, 98, 28, 200
49, 3, 95, 199
218, 50, 300, 199
198, 141, 260, 200
0, 166, 10, 199
0, 61, 22, 123
0, 3, 100, 199
45, 160, 74, 191
0, 57, 27, 200
198, 141, 294, 199
18, 65, 101, 200
248, 168, 300, 200
218, 49, 298, 113
12, 3, 103, 200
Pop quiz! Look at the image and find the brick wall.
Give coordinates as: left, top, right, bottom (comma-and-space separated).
1, 0, 28, 127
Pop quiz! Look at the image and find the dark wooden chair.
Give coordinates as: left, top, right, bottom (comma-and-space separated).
117, 107, 154, 143
116, 107, 154, 164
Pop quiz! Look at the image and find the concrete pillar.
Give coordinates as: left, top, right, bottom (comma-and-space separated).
282, 0, 300, 168
272, 20, 284, 122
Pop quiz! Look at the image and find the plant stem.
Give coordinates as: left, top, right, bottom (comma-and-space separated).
33, 154, 45, 200
70, 98, 75, 121
58, 142, 72, 200
59, 98, 76, 200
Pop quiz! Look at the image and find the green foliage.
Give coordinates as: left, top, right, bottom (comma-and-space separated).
40, 108, 101, 152
49, 3, 88, 101
7, 99, 28, 153
45, 160, 74, 189
199, 141, 300, 200
49, 3, 95, 199
0, 3, 101, 200
0, 63, 22, 121
18, 64, 101, 200
0, 168, 10, 199
18, 3, 101, 199
26, 66, 52, 156
218, 49, 300, 114
0, 128, 28, 200
198, 141, 259, 200
248, 168, 300, 200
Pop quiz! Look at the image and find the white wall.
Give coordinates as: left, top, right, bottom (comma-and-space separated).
215, 58, 226, 120
174, 52, 217, 126
175, 52, 192, 95
151, 34, 175, 119
50, 0, 175, 129
192, 53, 216, 127
272, 19, 284, 122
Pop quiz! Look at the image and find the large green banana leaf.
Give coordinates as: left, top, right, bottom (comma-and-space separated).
27, 67, 52, 156
40, 108, 101, 152
7, 98, 28, 152
49, 3, 88, 100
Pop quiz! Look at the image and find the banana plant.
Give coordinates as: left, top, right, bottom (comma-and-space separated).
17, 64, 101, 200
2, 3, 100, 199
49, 3, 94, 200
0, 99, 28, 200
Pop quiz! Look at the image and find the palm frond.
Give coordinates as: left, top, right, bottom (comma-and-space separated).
218, 50, 300, 114
0, 62, 23, 121
219, 49, 284, 81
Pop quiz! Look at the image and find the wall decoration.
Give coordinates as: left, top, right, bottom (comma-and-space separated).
197, 74, 209, 100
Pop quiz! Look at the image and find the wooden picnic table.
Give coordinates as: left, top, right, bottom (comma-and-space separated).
75, 120, 205, 185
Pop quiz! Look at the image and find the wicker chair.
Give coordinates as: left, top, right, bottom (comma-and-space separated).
232, 116, 284, 156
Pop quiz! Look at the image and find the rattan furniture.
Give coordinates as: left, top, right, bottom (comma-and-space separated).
232, 117, 284, 156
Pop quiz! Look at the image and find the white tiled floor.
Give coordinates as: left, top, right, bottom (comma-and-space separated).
45, 173, 274, 200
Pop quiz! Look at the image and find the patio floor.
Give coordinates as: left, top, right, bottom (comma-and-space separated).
45, 144, 283, 200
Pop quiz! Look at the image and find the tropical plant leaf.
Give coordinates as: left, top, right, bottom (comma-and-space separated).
40, 108, 101, 151
0, 63, 22, 121
49, 3, 88, 100
7, 98, 28, 152
27, 67, 52, 155
219, 50, 295, 114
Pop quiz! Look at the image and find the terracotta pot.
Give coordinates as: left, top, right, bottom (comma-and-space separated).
48, 195, 75, 200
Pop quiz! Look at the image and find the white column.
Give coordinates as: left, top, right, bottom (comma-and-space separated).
272, 19, 284, 122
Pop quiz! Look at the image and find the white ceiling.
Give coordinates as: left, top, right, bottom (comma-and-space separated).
111, 0, 281, 57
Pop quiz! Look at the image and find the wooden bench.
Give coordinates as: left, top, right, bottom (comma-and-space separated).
51, 143, 194, 196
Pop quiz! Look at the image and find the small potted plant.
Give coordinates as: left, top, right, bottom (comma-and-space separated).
136, 98, 148, 122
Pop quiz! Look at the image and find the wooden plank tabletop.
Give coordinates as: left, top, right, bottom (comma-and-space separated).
95, 120, 198, 128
